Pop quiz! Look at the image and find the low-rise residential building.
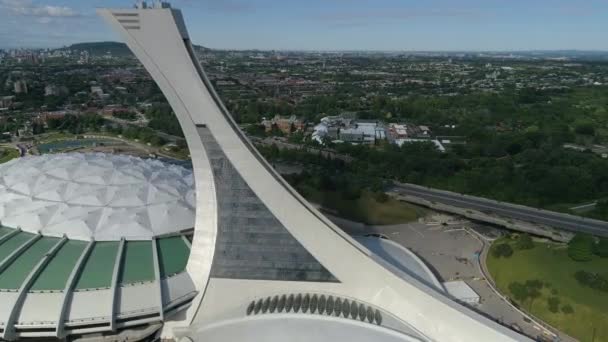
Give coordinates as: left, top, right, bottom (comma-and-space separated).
418, 125, 431, 137
261, 115, 305, 135
13, 80, 28, 94
91, 86, 104, 97
44, 84, 69, 97
0, 96, 15, 109
40, 110, 70, 123
389, 123, 409, 139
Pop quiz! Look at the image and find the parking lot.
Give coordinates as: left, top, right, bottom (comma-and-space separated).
330, 214, 559, 341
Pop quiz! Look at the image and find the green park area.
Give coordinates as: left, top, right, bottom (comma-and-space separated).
301, 187, 424, 225
0, 147, 19, 164
487, 235, 608, 342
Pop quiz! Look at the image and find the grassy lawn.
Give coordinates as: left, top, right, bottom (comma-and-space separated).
0, 148, 19, 164
37, 132, 76, 144
300, 186, 424, 225
487, 238, 608, 342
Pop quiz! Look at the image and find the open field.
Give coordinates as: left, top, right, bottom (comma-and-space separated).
487, 238, 608, 342
301, 187, 425, 225
31, 131, 190, 161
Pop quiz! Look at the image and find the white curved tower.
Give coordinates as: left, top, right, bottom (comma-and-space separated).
98, 4, 531, 342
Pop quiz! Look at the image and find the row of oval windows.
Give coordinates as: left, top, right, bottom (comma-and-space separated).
246, 293, 383, 325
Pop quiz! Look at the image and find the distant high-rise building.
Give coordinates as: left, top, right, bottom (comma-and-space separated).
44, 84, 68, 97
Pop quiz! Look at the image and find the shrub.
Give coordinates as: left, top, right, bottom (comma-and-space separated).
568, 234, 595, 262
340, 186, 361, 200
374, 192, 389, 203
594, 238, 608, 258
508, 280, 543, 304
492, 243, 514, 258
509, 282, 528, 302
561, 304, 574, 314
574, 271, 608, 292
575, 122, 595, 136
516, 234, 534, 250
547, 297, 560, 313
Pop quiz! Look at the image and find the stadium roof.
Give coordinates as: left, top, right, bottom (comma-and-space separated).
0, 153, 196, 241
355, 236, 444, 292
0, 226, 196, 337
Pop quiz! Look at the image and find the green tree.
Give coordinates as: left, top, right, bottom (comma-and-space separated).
574, 271, 608, 292
524, 280, 543, 310
244, 124, 266, 137
492, 243, 514, 258
574, 122, 595, 136
568, 234, 595, 262
374, 192, 389, 203
594, 238, 608, 258
561, 304, 574, 314
508, 282, 528, 302
547, 297, 560, 313
149, 135, 166, 147
515, 234, 534, 250
146, 103, 184, 137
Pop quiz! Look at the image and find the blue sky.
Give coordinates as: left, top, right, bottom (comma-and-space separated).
0, 0, 607, 51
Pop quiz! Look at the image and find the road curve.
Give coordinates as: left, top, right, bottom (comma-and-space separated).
392, 183, 608, 237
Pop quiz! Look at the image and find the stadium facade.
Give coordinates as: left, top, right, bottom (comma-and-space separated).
0, 154, 196, 340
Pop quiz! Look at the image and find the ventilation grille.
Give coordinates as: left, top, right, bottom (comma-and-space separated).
246, 293, 383, 326
113, 12, 141, 30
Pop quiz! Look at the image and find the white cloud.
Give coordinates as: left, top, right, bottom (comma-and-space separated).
36, 16, 52, 24
0, 0, 80, 17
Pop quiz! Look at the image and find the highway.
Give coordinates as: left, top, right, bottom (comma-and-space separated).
392, 183, 608, 237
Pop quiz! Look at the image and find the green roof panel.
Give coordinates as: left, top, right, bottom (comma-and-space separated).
0, 227, 14, 239
75, 242, 119, 290
120, 241, 154, 285
0, 232, 36, 264
30, 240, 88, 291
0, 237, 60, 289
158, 237, 190, 278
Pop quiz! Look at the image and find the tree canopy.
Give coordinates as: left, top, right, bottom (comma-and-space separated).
492, 243, 514, 258
568, 234, 595, 262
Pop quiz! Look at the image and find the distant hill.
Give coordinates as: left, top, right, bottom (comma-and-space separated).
65, 42, 131, 57
63, 41, 210, 57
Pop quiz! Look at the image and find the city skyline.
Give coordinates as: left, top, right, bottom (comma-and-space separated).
0, 0, 607, 51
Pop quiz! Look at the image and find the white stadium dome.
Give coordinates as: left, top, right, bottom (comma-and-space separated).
0, 153, 196, 241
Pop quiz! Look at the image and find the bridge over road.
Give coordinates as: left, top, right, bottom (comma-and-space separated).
391, 183, 608, 238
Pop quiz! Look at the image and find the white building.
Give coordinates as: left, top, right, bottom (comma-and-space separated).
90, 86, 104, 97
443, 281, 481, 305
395, 138, 447, 153
13, 80, 27, 94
